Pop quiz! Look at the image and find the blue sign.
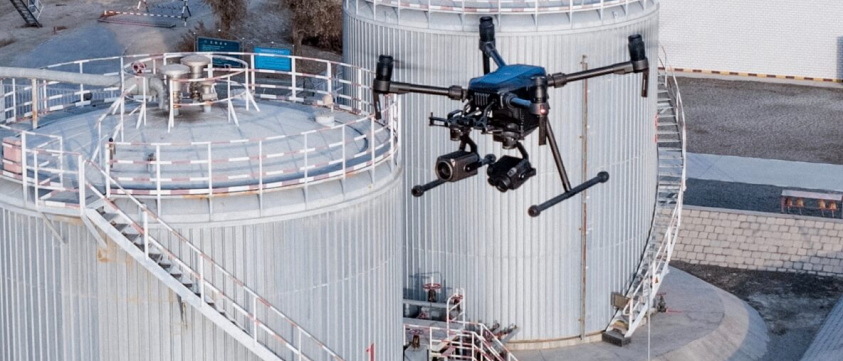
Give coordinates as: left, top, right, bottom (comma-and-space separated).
195, 37, 241, 68
255, 47, 292, 72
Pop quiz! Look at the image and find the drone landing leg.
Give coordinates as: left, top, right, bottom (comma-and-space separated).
529, 121, 609, 217
529, 172, 609, 217
412, 179, 447, 197
544, 122, 573, 192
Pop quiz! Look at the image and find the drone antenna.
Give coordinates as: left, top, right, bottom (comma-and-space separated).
479, 17, 495, 74
479, 17, 506, 71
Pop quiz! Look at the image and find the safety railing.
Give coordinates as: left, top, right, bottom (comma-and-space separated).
350, 0, 653, 16
614, 46, 686, 337
404, 290, 518, 361
0, 52, 400, 209
79, 156, 343, 361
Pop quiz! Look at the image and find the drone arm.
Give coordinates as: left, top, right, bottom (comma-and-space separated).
373, 55, 466, 119
547, 34, 650, 96
386, 82, 465, 100
481, 43, 507, 69
547, 62, 630, 87
374, 55, 465, 100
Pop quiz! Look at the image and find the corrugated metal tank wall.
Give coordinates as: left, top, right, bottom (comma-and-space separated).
344, 2, 659, 344
0, 178, 403, 360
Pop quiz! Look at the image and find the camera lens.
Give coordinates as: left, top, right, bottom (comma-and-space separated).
436, 161, 454, 181
486, 156, 536, 193
496, 182, 509, 193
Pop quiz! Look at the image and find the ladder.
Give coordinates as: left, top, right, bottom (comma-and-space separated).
77, 157, 343, 361
603, 47, 687, 345
9, 0, 43, 27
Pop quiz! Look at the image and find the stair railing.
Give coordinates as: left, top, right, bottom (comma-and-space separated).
605, 46, 687, 338
78, 156, 343, 361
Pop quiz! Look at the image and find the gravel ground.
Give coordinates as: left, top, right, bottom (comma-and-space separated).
673, 261, 843, 361
684, 178, 842, 217
679, 77, 843, 165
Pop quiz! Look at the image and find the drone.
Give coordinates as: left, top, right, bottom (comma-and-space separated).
372, 16, 649, 217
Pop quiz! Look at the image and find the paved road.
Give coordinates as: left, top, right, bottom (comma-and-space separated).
679, 78, 843, 165
687, 153, 843, 192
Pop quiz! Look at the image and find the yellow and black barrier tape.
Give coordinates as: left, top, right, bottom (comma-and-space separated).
658, 67, 843, 84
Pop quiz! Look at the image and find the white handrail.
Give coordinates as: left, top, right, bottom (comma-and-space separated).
82, 157, 344, 361
614, 46, 686, 337
407, 289, 518, 361
0, 52, 400, 204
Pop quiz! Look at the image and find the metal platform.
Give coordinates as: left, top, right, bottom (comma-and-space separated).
0, 52, 400, 216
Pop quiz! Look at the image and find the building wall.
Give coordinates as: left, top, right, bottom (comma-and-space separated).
660, 0, 843, 80
674, 206, 843, 276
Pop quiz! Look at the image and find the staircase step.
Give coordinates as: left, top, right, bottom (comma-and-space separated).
148, 250, 163, 261
102, 213, 120, 224
125, 233, 141, 244
169, 267, 183, 278
602, 330, 631, 347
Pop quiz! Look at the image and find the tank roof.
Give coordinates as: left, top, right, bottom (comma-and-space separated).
0, 52, 401, 220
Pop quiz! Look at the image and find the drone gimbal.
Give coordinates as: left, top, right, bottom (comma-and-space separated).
373, 16, 649, 217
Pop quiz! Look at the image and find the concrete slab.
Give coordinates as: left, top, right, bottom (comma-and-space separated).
513, 268, 769, 361
688, 153, 843, 192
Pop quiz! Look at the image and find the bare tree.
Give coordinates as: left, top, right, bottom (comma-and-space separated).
280, 0, 343, 55
204, 0, 247, 32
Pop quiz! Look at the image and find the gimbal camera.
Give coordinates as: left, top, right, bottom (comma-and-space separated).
372, 16, 649, 217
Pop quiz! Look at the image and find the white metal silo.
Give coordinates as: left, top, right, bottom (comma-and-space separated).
0, 52, 404, 360
343, 0, 660, 348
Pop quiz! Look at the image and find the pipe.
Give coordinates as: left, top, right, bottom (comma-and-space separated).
128, 76, 166, 110
0, 66, 167, 109
0, 66, 119, 86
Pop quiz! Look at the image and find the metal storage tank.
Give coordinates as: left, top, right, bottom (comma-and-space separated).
0, 53, 403, 360
343, 0, 660, 347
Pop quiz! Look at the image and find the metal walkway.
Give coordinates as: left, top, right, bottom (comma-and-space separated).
603, 47, 687, 343
8, 0, 43, 27
78, 157, 343, 361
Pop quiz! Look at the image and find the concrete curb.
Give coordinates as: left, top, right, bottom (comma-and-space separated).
657, 282, 769, 361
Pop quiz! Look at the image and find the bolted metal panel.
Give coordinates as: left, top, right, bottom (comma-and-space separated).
344, 2, 659, 344
0, 174, 404, 360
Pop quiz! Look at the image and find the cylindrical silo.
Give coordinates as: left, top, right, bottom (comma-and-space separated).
344, 0, 660, 347
0, 53, 404, 360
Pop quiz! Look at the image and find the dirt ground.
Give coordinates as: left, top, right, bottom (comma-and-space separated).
0, 0, 340, 67
673, 261, 843, 361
